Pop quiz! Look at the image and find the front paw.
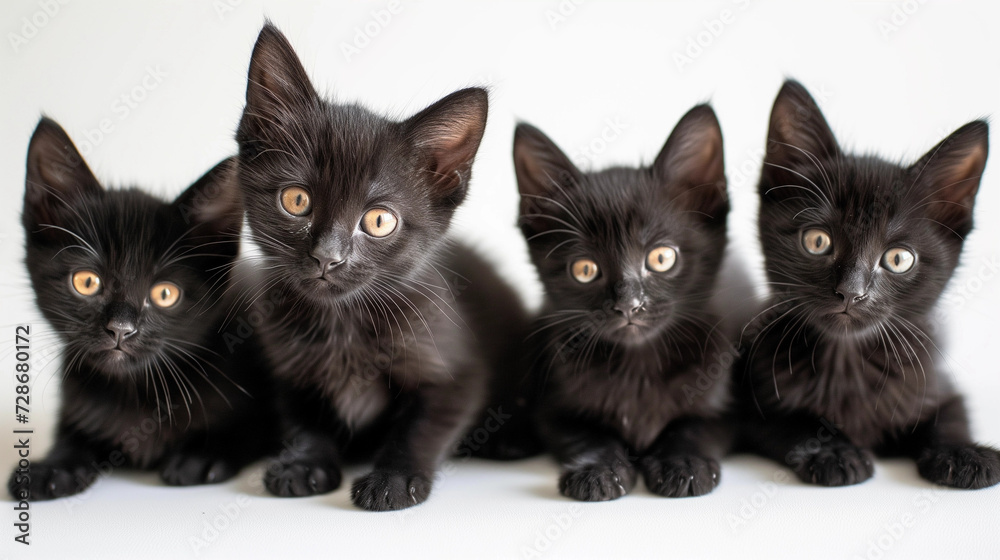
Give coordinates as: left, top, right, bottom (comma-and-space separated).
351, 470, 432, 511
160, 453, 239, 486
641, 454, 720, 498
8, 462, 95, 501
917, 444, 1000, 490
263, 459, 341, 497
792, 442, 874, 487
558, 461, 636, 502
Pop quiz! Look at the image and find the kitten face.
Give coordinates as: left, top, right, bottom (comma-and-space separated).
235, 25, 487, 305
23, 118, 241, 376
515, 105, 729, 347
758, 81, 988, 339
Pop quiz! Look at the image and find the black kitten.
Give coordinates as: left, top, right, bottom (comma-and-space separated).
738, 80, 999, 489
7, 118, 274, 501
515, 105, 734, 501
235, 25, 527, 511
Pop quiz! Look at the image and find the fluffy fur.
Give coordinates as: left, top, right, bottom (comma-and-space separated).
515, 105, 734, 501
234, 24, 528, 511
737, 80, 1000, 489
8, 118, 274, 501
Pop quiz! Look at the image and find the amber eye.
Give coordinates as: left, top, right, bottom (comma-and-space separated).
361, 208, 398, 238
802, 229, 832, 255
71, 271, 102, 296
150, 282, 181, 308
646, 246, 677, 273
570, 259, 599, 283
280, 187, 311, 216
882, 248, 915, 274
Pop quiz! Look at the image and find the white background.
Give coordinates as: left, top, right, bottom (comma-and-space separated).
2, 1, 999, 559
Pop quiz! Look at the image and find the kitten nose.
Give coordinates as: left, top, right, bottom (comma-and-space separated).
613, 298, 645, 320
311, 250, 345, 273
105, 303, 138, 346
835, 288, 868, 312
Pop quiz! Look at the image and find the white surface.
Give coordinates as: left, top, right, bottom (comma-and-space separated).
2, 1, 999, 559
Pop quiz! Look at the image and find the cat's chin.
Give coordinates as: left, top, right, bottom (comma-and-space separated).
295, 276, 359, 303
602, 320, 661, 346
814, 312, 880, 340
88, 348, 147, 376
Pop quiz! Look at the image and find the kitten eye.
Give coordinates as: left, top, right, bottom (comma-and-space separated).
882, 248, 915, 274
280, 187, 312, 216
802, 229, 832, 255
570, 259, 600, 283
71, 270, 102, 296
646, 246, 677, 273
361, 208, 398, 238
150, 282, 181, 308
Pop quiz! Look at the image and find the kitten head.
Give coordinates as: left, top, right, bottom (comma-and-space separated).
235, 24, 487, 305
758, 80, 988, 339
23, 117, 242, 376
515, 105, 729, 347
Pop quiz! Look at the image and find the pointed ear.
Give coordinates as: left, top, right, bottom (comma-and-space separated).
513, 122, 583, 233
652, 104, 728, 223
761, 80, 840, 197
909, 120, 988, 237
241, 23, 316, 144
173, 157, 242, 259
24, 117, 102, 235
404, 87, 488, 207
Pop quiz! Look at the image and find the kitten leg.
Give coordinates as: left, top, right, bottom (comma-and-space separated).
7, 428, 103, 501
541, 412, 637, 502
641, 416, 732, 498
263, 388, 342, 497
160, 416, 274, 487
906, 396, 1000, 490
351, 384, 475, 511
742, 412, 874, 486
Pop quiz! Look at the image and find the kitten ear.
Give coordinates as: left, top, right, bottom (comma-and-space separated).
173, 157, 242, 259
652, 104, 728, 223
761, 80, 840, 195
242, 23, 316, 140
909, 120, 989, 236
513, 122, 583, 231
404, 87, 488, 207
24, 117, 102, 234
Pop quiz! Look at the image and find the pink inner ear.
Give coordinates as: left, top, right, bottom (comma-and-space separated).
940, 144, 987, 206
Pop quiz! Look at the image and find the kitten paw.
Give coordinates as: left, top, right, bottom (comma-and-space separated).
7, 462, 95, 501
640, 454, 720, 497
558, 461, 636, 502
917, 444, 1000, 490
263, 460, 341, 497
793, 442, 874, 486
351, 470, 432, 511
160, 454, 239, 486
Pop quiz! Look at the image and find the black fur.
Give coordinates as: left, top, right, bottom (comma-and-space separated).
737, 80, 1000, 489
234, 24, 528, 511
7, 118, 274, 501
514, 105, 734, 501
